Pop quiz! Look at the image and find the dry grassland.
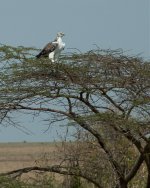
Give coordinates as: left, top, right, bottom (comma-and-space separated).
0, 142, 59, 173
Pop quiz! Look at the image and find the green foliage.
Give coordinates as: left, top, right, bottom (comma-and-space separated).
0, 175, 92, 188
0, 175, 58, 188
0, 176, 25, 188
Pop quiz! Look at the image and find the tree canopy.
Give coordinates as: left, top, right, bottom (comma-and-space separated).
0, 44, 150, 188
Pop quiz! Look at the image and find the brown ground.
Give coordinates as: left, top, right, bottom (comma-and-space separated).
0, 142, 59, 173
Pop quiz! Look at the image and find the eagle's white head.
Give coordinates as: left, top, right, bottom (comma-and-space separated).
57, 32, 65, 38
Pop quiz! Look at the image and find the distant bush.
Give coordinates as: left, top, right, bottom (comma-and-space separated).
0, 176, 25, 188
0, 175, 57, 188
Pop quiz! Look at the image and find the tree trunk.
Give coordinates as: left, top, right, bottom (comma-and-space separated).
116, 179, 128, 188
146, 173, 150, 188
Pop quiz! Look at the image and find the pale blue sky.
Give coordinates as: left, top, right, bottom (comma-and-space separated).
0, 0, 149, 142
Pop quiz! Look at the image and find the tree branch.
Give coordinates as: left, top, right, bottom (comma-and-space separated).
125, 154, 144, 182
0, 165, 103, 188
99, 88, 125, 114
71, 114, 124, 181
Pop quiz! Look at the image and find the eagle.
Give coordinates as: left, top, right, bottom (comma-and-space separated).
36, 32, 65, 62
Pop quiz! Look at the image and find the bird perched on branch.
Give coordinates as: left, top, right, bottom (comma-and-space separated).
36, 32, 65, 62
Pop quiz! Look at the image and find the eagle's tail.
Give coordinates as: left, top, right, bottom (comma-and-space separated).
36, 53, 41, 58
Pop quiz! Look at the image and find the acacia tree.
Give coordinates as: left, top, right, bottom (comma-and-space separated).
0, 44, 150, 188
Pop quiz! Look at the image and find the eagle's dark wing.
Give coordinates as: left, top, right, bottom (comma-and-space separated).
36, 42, 57, 58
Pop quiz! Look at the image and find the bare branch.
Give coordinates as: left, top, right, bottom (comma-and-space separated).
0, 165, 103, 188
